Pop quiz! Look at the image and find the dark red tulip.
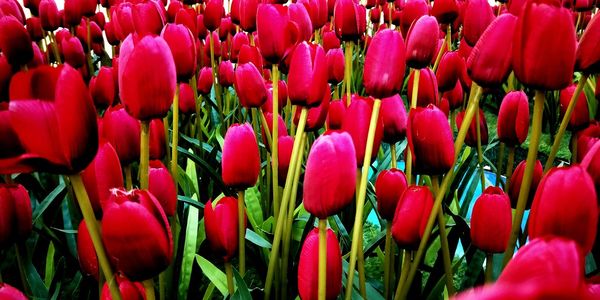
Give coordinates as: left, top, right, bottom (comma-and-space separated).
263, 112, 288, 150
559, 83, 590, 132
262, 80, 288, 114
175, 8, 198, 37
149, 119, 166, 160
61, 36, 85, 68
381, 94, 407, 144
443, 81, 464, 110
204, 0, 224, 31
407, 104, 455, 175
77, 220, 99, 279
231, 32, 249, 63
363, 29, 406, 99
64, 0, 96, 25
455, 108, 488, 147
297, 228, 343, 300
508, 159, 543, 209
405, 16, 439, 69
93, 11, 105, 29
303, 131, 356, 218
375, 168, 408, 221
333, 0, 366, 41
303, 88, 331, 131
237, 0, 258, 32
0, 16, 33, 67
407, 68, 439, 107
256, 4, 299, 64
0, 283, 28, 300
178, 83, 196, 115
26, 17, 43, 41
161, 23, 197, 82
197, 66, 214, 95
81, 142, 124, 216
497, 91, 529, 147
218, 60, 234, 88
342, 96, 384, 167
432, 0, 459, 24
0, 184, 32, 248
289, 3, 313, 42
529, 166, 598, 255
575, 12, 600, 74
204, 31, 221, 59
238, 44, 263, 71
299, 0, 328, 30
462, 0, 494, 47
512, 0, 576, 91
369, 6, 381, 24
581, 141, 600, 202
39, 0, 59, 31
131, 0, 166, 37
221, 123, 260, 189
436, 51, 463, 92
90, 67, 116, 110
102, 189, 173, 281
111, 3, 135, 40
326, 48, 344, 85
437, 97, 450, 117
392, 185, 434, 250
100, 273, 145, 300
102, 105, 141, 165
0, 103, 23, 161
322, 30, 341, 52
578, 122, 600, 162
470, 186, 511, 253
467, 14, 517, 88
149, 160, 177, 217
277, 136, 294, 185
399, 0, 428, 37
5, 65, 97, 174
204, 196, 243, 261
234, 63, 268, 108
0, 55, 12, 100
105, 22, 119, 46
288, 42, 328, 107
327, 99, 345, 130
167, 1, 183, 22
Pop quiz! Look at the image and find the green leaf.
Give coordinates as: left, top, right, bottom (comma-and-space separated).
245, 229, 272, 249
201, 283, 216, 300
244, 186, 264, 236
196, 255, 228, 296
44, 242, 55, 287
231, 268, 252, 300
32, 182, 66, 224
177, 195, 205, 209
22, 245, 49, 298
179, 196, 200, 300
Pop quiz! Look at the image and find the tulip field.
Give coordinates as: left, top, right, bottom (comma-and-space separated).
2, 0, 600, 299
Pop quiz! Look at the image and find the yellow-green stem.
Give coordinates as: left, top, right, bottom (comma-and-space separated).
495, 143, 504, 187
318, 218, 328, 300
49, 31, 62, 64
124, 165, 133, 190
485, 253, 493, 282
476, 109, 485, 191
344, 41, 353, 106
225, 262, 234, 295
344, 99, 382, 300
501, 90, 545, 267
140, 121, 150, 189
384, 223, 393, 299
432, 36, 447, 73
171, 85, 180, 179
238, 190, 246, 275
406, 69, 420, 185
143, 279, 155, 300
544, 76, 588, 172
272, 65, 280, 228
86, 18, 93, 75
432, 176, 455, 295
505, 146, 515, 193
388, 3, 393, 28
394, 250, 412, 299
391, 143, 397, 169
357, 235, 367, 298
209, 31, 223, 121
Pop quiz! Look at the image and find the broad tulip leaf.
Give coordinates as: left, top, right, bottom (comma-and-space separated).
246, 229, 271, 249
33, 181, 66, 223
179, 195, 200, 300
231, 268, 252, 300
196, 255, 228, 296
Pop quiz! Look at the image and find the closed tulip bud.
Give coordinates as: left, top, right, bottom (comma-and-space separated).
405, 16, 439, 69
436, 51, 463, 92
238, 44, 263, 71
297, 228, 343, 300
508, 159, 543, 209
222, 123, 260, 189
333, 0, 366, 41
322, 30, 341, 52
581, 141, 600, 202
381, 94, 407, 144
148, 160, 176, 217
204, 32, 222, 59
176, 8, 198, 37
399, 0, 428, 36
300, 0, 328, 30
256, 4, 299, 64
0, 283, 27, 300
197, 66, 214, 95
369, 6, 380, 24
167, 1, 183, 22
149, 119, 166, 160
0, 184, 32, 248
263, 112, 288, 152
432, 0, 459, 24
178, 83, 196, 115
28, 42, 45, 68
39, 0, 60, 31
61, 36, 85, 68
77, 220, 99, 279
326, 48, 345, 84
231, 32, 249, 63
342, 96, 384, 167
26, 17, 43, 41
577, 122, 600, 161
102, 105, 141, 165
392, 185, 434, 249
234, 63, 268, 108
375, 169, 408, 221
363, 29, 406, 99
161, 24, 197, 82
470, 186, 511, 253
560, 83, 590, 132
327, 100, 345, 130
443, 81, 464, 110
456, 108, 488, 147
288, 42, 328, 107
119, 34, 176, 120
90, 67, 116, 109
277, 136, 294, 185
289, 3, 313, 42
132, 0, 166, 36
0, 16, 33, 67
407, 104, 455, 175
102, 189, 173, 281
112, 3, 135, 40
575, 13, 600, 74
204, 0, 224, 31
528, 166, 598, 254
513, 0, 576, 90
218, 60, 234, 87
407, 68, 439, 107
100, 273, 145, 300
467, 14, 516, 88
462, 0, 494, 47
81, 142, 124, 216
303, 132, 356, 218
497, 91, 529, 146
205, 196, 243, 261
304, 89, 330, 131
237, 0, 258, 32
105, 22, 119, 46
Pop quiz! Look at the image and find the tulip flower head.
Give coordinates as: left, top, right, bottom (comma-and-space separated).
363, 29, 406, 99
288, 42, 328, 107
204, 196, 243, 262
297, 228, 343, 300
375, 168, 408, 221
0, 184, 32, 248
470, 186, 511, 253
497, 91, 529, 147
81, 142, 124, 216
221, 123, 261, 190
392, 185, 434, 250
234, 62, 268, 108
508, 159, 543, 209
405, 16, 439, 69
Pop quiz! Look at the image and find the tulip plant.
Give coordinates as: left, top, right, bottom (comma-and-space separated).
2, 0, 600, 299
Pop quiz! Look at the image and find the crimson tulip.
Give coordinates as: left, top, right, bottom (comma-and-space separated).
303, 89, 331, 131
432, 0, 459, 24
237, 0, 258, 32
277, 136, 294, 185
237, 44, 263, 71
77, 220, 99, 279
149, 119, 166, 160
203, 0, 224, 31
234, 63, 268, 108
161, 23, 197, 82
26, 17, 43, 42
63, 0, 96, 26
178, 83, 196, 115
436, 51, 463, 92
39, 0, 60, 31
288, 42, 328, 107
303, 132, 357, 218
299, 0, 328, 30
342, 96, 384, 167
231, 32, 249, 63
399, 0, 428, 36
575, 12, 600, 74
0, 102, 23, 161
497, 91, 529, 147
197, 66, 214, 95
407, 104, 455, 175
456, 108, 488, 147
0, 184, 32, 248
297, 228, 343, 300
375, 169, 408, 221
221, 123, 260, 189
470, 186, 511, 253
102, 105, 141, 165
149, 160, 177, 217
100, 273, 145, 300
322, 30, 341, 52
559, 84, 590, 132
392, 185, 434, 249
508, 159, 542, 209
363, 29, 406, 99
327, 100, 345, 130
326, 48, 344, 85
81, 142, 123, 216
577, 122, 600, 161
443, 81, 464, 110
262, 81, 288, 114
333, 0, 366, 41
407, 68, 439, 107
289, 3, 313, 42
61, 36, 85, 68
263, 113, 288, 150
204, 196, 243, 261
218, 60, 234, 88
405, 16, 439, 69
131, 0, 166, 37
581, 141, 600, 201
0, 283, 27, 300
0, 16, 33, 67
380, 94, 407, 144
90, 67, 115, 109
256, 4, 299, 64
462, 0, 494, 47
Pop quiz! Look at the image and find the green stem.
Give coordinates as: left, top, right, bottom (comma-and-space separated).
209, 31, 223, 122
495, 143, 504, 187
544, 76, 588, 172
391, 143, 397, 169
48, 31, 62, 64
501, 90, 545, 267
505, 147, 515, 193
432, 35, 447, 73
171, 85, 180, 179
476, 109, 485, 191
225, 262, 234, 295
384, 223, 393, 299
318, 218, 328, 300
344, 99, 382, 300
140, 121, 150, 189
14, 243, 31, 296
124, 165, 133, 190
86, 17, 94, 75
143, 279, 155, 300
357, 233, 367, 298
272, 65, 280, 228
432, 176, 455, 296
406, 69, 420, 185
394, 251, 411, 299
238, 190, 246, 276
344, 41, 353, 106
485, 253, 493, 282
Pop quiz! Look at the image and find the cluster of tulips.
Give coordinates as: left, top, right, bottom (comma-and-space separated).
1, 0, 600, 298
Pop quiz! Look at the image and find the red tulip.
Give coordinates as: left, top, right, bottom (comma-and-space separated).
326, 48, 344, 84
559, 83, 590, 132
204, 0, 224, 31
77, 220, 99, 279
297, 228, 343, 300
81, 142, 124, 216
375, 168, 408, 221
100, 273, 145, 300
512, 0, 576, 90
399, 0, 428, 36
102, 188, 173, 281
0, 283, 27, 300
392, 185, 434, 249
462, 0, 494, 47
204, 196, 243, 261
218, 60, 234, 87
327, 100, 345, 130
455, 108, 488, 147
363, 29, 406, 99
178, 83, 196, 115
118, 34, 176, 120
432, 0, 459, 24
581, 141, 600, 202
256, 4, 299, 64
508, 159, 542, 209
262, 80, 288, 114
61, 36, 85, 68
0, 102, 23, 162
237, 0, 259, 32
369, 6, 381, 25
0, 56, 12, 100
298, 0, 328, 30
102, 105, 141, 165
407, 104, 455, 175
0, 16, 33, 67
577, 121, 600, 161
443, 81, 464, 110
289, 3, 313, 42
197, 66, 214, 95
575, 12, 600, 74
322, 30, 341, 52
470, 186, 511, 253
529, 165, 598, 255
234, 62, 268, 108
405, 16, 439, 69
333, 0, 366, 41
231, 32, 249, 63
131, 0, 166, 37
342, 96, 384, 167
467, 14, 517, 88
149, 160, 177, 217
149, 118, 166, 160
381, 94, 407, 144
39, 0, 60, 31
222, 123, 260, 189
303, 88, 331, 131
303, 132, 357, 218
26, 17, 43, 41
0, 184, 32, 248
497, 91, 529, 147
288, 42, 328, 107
277, 136, 294, 185
407, 68, 439, 107
238, 44, 263, 71
90, 67, 116, 109
436, 51, 464, 92
105, 22, 119, 46
161, 23, 197, 82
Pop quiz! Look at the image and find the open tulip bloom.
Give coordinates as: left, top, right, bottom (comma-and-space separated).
3, 1, 600, 300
